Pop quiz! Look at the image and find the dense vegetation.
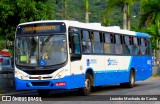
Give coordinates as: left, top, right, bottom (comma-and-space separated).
0, 0, 159, 54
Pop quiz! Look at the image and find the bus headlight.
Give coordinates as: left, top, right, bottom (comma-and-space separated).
15, 71, 27, 80
54, 70, 65, 79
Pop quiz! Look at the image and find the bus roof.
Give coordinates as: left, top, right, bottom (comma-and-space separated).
18, 20, 150, 38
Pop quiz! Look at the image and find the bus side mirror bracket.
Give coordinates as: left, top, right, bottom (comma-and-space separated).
71, 54, 81, 61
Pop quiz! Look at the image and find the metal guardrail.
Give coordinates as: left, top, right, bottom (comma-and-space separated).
152, 67, 160, 75
0, 73, 14, 94
0, 68, 14, 74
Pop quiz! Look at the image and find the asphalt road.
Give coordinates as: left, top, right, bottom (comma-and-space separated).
1, 77, 160, 104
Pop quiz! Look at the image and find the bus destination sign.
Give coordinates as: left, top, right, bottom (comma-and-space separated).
17, 22, 66, 35
24, 26, 57, 32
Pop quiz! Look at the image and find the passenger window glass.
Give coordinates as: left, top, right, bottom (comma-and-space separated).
93, 32, 100, 42
115, 35, 121, 44
82, 30, 92, 53
125, 36, 130, 45
104, 33, 111, 43
72, 33, 81, 54
133, 37, 138, 45
92, 32, 103, 53
82, 30, 90, 41
146, 39, 150, 55
140, 38, 147, 55
104, 33, 115, 54
115, 35, 123, 54
141, 38, 145, 46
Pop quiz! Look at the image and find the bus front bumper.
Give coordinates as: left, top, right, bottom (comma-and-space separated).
15, 75, 85, 90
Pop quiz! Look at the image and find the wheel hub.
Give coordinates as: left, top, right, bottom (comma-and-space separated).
85, 79, 91, 90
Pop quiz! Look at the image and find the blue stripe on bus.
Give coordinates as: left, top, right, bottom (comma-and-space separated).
135, 32, 150, 38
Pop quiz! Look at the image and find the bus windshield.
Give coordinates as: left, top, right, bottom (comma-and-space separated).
15, 34, 67, 67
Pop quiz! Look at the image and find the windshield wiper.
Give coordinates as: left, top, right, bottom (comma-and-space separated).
42, 34, 54, 46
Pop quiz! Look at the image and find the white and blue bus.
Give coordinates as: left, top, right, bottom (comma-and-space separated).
14, 20, 152, 96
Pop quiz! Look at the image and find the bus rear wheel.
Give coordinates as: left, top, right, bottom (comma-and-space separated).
120, 70, 135, 88
79, 73, 93, 96
37, 90, 50, 97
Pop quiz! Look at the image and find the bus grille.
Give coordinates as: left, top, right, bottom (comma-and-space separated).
31, 82, 50, 86
23, 70, 56, 75
29, 76, 52, 79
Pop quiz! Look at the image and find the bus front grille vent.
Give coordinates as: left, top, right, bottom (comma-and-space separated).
29, 76, 52, 79
31, 82, 50, 86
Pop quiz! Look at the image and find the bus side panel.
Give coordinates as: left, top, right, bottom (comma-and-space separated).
129, 56, 152, 81
69, 60, 86, 88
93, 56, 130, 86
93, 70, 130, 86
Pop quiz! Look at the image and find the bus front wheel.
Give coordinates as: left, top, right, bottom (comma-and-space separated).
79, 73, 92, 96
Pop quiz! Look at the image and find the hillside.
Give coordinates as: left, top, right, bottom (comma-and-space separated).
51, 0, 140, 29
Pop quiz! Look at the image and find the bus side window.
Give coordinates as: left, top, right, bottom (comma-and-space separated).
137, 37, 141, 55
140, 38, 147, 55
115, 35, 123, 54
146, 39, 151, 55
133, 37, 139, 55
129, 36, 134, 55
69, 33, 81, 54
104, 33, 115, 54
124, 36, 130, 54
69, 30, 81, 61
92, 31, 103, 53
82, 30, 92, 53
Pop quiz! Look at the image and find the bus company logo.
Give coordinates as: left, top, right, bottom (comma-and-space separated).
86, 59, 97, 66
87, 59, 90, 66
107, 58, 118, 66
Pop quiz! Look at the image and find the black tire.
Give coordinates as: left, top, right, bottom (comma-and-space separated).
120, 70, 135, 88
37, 90, 50, 97
79, 73, 93, 96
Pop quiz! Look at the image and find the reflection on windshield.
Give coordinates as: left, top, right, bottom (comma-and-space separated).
15, 34, 67, 67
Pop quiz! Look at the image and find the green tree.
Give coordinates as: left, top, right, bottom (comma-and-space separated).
55, 0, 68, 19
85, 0, 89, 23
139, 0, 160, 33
0, 0, 54, 41
139, 0, 160, 49
139, 0, 160, 64
103, 0, 136, 30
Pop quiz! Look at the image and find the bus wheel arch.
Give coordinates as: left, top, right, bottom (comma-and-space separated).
120, 68, 135, 88
85, 69, 94, 86
129, 68, 135, 88
79, 69, 94, 96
